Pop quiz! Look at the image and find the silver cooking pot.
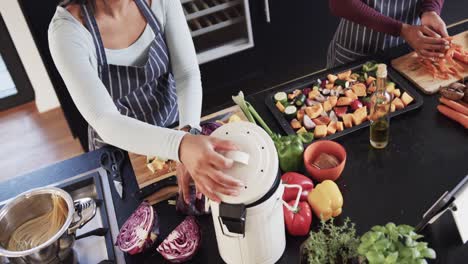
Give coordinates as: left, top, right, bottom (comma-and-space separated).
0, 187, 96, 264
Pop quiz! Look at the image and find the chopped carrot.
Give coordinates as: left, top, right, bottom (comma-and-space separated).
418, 39, 467, 80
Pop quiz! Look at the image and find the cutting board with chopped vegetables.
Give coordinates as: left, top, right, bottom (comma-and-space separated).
129, 105, 248, 191
391, 31, 468, 94
266, 61, 423, 139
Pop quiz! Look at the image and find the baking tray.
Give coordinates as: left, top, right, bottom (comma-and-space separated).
265, 61, 424, 139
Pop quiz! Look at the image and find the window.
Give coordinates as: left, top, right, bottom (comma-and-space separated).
0, 14, 34, 111
0, 55, 18, 99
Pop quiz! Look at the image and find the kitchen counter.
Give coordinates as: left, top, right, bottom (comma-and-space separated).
1, 22, 468, 263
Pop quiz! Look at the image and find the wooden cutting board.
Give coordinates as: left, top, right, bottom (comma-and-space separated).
128, 105, 247, 203
391, 31, 468, 94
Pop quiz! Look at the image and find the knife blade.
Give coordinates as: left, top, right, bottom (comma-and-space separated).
114, 180, 124, 199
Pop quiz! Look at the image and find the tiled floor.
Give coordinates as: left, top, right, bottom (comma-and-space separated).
0, 102, 83, 183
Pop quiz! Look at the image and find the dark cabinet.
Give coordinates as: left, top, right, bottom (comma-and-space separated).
198, 0, 271, 109
263, 0, 339, 85
200, 0, 340, 109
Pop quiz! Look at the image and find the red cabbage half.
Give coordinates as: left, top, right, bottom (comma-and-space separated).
201, 122, 222, 136
115, 201, 159, 255
156, 216, 201, 263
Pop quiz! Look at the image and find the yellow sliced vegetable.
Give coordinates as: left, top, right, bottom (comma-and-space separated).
276, 101, 286, 112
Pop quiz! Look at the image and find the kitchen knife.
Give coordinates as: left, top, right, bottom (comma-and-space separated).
114, 180, 123, 199
136, 175, 178, 200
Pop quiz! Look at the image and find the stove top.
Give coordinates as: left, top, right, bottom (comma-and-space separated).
0, 169, 125, 264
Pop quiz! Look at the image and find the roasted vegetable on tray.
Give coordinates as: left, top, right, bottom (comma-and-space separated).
273, 62, 415, 137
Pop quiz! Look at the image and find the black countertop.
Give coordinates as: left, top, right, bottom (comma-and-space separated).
1, 23, 467, 264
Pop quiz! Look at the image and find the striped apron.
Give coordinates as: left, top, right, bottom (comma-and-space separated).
327, 0, 421, 68
80, 0, 179, 150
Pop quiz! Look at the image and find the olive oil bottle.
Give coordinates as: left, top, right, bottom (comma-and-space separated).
369, 64, 392, 149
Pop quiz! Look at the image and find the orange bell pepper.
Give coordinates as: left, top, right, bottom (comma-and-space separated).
307, 180, 343, 221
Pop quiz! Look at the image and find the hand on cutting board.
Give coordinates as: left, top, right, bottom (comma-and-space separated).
400, 24, 449, 58
421, 11, 448, 38
178, 134, 244, 203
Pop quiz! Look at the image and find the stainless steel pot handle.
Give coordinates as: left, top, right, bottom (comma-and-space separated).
264, 0, 271, 23
68, 198, 96, 235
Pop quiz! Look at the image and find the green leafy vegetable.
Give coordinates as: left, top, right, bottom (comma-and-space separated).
302, 218, 360, 264
232, 91, 256, 124
358, 223, 436, 264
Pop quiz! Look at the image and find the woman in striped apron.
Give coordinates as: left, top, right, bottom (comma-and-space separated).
49, 0, 244, 202
327, 0, 449, 68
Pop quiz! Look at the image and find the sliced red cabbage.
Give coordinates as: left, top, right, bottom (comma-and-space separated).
115, 201, 159, 255
157, 216, 201, 263
201, 122, 222, 136
176, 186, 209, 216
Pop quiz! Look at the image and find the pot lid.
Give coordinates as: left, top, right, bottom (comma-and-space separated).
210, 121, 278, 205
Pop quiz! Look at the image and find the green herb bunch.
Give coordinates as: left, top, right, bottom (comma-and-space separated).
303, 218, 360, 264
358, 223, 436, 264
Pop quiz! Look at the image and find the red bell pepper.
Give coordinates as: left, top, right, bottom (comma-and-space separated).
281, 172, 314, 201
283, 200, 312, 236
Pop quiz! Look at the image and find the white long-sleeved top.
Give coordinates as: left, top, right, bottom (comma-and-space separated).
48, 0, 202, 162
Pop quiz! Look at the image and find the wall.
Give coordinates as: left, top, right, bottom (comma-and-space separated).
0, 0, 59, 113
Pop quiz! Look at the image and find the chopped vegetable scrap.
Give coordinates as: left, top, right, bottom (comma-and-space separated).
418, 37, 468, 80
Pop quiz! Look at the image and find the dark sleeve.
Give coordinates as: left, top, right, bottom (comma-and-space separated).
329, 0, 403, 36
420, 0, 444, 15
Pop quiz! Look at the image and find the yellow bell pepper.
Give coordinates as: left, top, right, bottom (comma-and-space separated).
307, 180, 343, 221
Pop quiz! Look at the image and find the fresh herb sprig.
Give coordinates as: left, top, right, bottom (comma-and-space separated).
303, 218, 360, 264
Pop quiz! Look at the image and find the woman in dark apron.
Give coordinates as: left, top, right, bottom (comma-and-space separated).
327, 0, 449, 68
49, 0, 243, 202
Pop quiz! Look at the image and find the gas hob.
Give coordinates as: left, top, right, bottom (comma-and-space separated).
0, 169, 125, 264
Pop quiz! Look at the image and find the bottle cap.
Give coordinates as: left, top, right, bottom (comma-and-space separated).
376, 64, 387, 78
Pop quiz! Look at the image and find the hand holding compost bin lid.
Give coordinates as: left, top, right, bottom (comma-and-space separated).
210, 121, 279, 205
210, 122, 287, 264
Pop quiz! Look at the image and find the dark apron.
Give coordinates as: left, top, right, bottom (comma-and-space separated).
81, 0, 178, 150
327, 0, 422, 68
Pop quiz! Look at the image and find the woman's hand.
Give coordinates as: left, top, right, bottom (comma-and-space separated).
400, 24, 449, 58
421, 11, 448, 38
176, 163, 201, 204
178, 134, 244, 203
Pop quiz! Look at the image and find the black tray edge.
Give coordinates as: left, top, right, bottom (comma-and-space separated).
264, 60, 424, 141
